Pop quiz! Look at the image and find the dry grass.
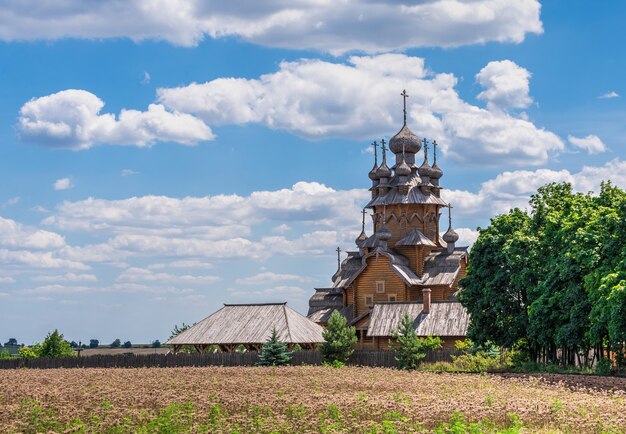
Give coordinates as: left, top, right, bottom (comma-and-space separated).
0, 366, 625, 432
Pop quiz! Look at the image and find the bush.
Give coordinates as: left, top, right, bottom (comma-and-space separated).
38, 330, 75, 358
451, 350, 513, 373
320, 310, 357, 364
89, 339, 99, 348
595, 358, 612, 376
152, 340, 161, 348
0, 348, 12, 360
19, 344, 42, 359
123, 341, 132, 349
110, 339, 121, 348
257, 328, 292, 366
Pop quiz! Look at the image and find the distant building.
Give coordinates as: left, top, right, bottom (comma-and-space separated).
166, 303, 324, 352
308, 90, 470, 349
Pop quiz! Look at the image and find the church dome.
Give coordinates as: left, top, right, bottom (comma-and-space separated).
376, 161, 391, 178
368, 164, 379, 180
442, 226, 459, 244
418, 158, 436, 178
430, 162, 443, 180
396, 157, 411, 177
389, 125, 421, 154
355, 230, 368, 246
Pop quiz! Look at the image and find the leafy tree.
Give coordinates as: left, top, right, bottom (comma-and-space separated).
392, 313, 442, 369
170, 323, 192, 339
152, 340, 161, 348
89, 339, 99, 348
123, 341, 132, 349
257, 328, 292, 366
320, 310, 357, 364
70, 341, 79, 348
110, 339, 121, 348
4, 338, 18, 346
39, 330, 75, 358
0, 348, 11, 360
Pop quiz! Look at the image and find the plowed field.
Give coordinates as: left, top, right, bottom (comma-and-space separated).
1, 366, 625, 432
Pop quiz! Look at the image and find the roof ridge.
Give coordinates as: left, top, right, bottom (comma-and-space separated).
223, 302, 287, 306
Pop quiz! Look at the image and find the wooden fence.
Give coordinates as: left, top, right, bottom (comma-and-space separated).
0, 349, 460, 370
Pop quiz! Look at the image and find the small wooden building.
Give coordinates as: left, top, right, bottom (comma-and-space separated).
166, 303, 324, 353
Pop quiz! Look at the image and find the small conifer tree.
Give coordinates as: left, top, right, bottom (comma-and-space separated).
393, 313, 442, 369
320, 310, 357, 365
257, 327, 292, 366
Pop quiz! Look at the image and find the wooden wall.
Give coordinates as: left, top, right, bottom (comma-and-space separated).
353, 255, 406, 317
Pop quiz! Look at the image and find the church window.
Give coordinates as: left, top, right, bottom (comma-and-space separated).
376, 281, 385, 293
388, 294, 397, 302
365, 295, 374, 307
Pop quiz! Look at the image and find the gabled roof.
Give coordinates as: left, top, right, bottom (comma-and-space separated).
396, 228, 437, 247
166, 303, 324, 345
331, 252, 363, 288
419, 247, 468, 286
344, 249, 421, 287
367, 302, 470, 337
307, 305, 354, 324
308, 287, 343, 315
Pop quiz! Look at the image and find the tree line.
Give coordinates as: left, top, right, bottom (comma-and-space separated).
460, 182, 626, 367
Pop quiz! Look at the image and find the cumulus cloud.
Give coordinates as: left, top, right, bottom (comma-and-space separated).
568, 134, 607, 155
53, 177, 72, 191
476, 60, 533, 111
120, 169, 139, 177
116, 267, 220, 284
0, 1, 542, 54
158, 55, 563, 166
598, 91, 619, 99
444, 158, 626, 221
30, 273, 97, 282
19, 90, 213, 150
227, 285, 307, 298
0, 277, 16, 284
236, 271, 310, 285
0, 216, 65, 250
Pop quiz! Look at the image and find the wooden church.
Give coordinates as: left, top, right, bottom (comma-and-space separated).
308, 90, 470, 349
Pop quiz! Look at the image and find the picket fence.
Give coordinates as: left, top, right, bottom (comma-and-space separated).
0, 349, 461, 370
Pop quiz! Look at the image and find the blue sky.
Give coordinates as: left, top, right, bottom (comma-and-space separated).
0, 0, 625, 344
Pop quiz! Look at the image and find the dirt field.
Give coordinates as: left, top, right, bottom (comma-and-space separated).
1, 366, 625, 433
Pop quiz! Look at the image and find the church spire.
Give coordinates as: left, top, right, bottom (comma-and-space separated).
401, 89, 409, 126
443, 204, 459, 252
431, 139, 443, 185
355, 209, 368, 247
368, 140, 380, 181
376, 139, 391, 180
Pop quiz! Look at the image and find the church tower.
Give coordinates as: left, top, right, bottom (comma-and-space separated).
308, 91, 470, 349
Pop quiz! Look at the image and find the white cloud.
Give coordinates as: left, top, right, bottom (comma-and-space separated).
0, 216, 65, 250
121, 169, 139, 177
476, 60, 533, 111
2, 197, 20, 208
0, 1, 543, 54
30, 273, 97, 283
598, 91, 619, 99
19, 90, 214, 150
116, 267, 220, 284
0, 277, 16, 284
227, 285, 307, 298
158, 55, 564, 166
53, 177, 72, 191
568, 134, 607, 155
148, 259, 214, 270
444, 158, 626, 221
236, 271, 310, 285
0, 250, 89, 270
0, 292, 9, 298
142, 71, 151, 85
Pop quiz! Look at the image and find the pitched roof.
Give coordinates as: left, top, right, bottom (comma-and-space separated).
308, 287, 343, 315
343, 249, 421, 287
396, 228, 437, 247
166, 303, 324, 345
331, 251, 363, 288
307, 305, 354, 324
367, 302, 470, 337
419, 247, 468, 286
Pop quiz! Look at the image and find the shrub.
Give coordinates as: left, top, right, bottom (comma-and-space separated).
123, 341, 132, 349
110, 339, 121, 348
595, 358, 612, 376
320, 310, 357, 364
451, 350, 513, 373
89, 339, 99, 348
257, 328, 292, 366
151, 340, 161, 348
19, 344, 42, 359
0, 348, 12, 359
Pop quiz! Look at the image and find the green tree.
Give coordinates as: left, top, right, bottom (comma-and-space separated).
110, 339, 121, 348
169, 323, 192, 339
39, 330, 75, 358
152, 340, 161, 348
123, 341, 132, 349
257, 328, 292, 366
392, 313, 442, 369
320, 310, 357, 364
4, 338, 18, 346
0, 348, 11, 359
89, 339, 99, 348
19, 344, 41, 359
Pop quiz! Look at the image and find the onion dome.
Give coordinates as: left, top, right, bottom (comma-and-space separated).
389, 124, 421, 154
355, 209, 368, 246
430, 140, 443, 180
442, 226, 459, 244
376, 140, 391, 178
418, 138, 437, 178
368, 141, 380, 180
396, 157, 411, 177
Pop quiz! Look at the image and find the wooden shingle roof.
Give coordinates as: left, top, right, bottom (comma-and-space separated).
367, 302, 470, 337
166, 303, 324, 345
